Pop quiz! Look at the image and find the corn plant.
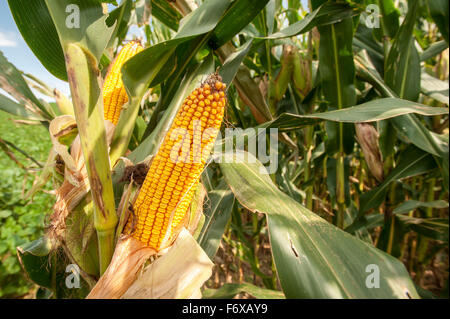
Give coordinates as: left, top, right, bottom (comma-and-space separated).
0, 0, 448, 299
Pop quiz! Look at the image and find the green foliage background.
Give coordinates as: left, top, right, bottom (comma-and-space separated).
0, 111, 53, 298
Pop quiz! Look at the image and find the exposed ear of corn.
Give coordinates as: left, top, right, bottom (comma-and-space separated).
126, 74, 227, 251
103, 41, 143, 125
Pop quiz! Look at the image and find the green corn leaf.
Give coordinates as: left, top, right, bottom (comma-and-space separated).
265, 98, 449, 130
347, 146, 437, 233
377, 0, 400, 39
257, 2, 355, 40
384, 0, 420, 101
420, 40, 449, 62
211, 0, 270, 48
313, 0, 356, 155
151, 0, 182, 31
395, 215, 449, 243
0, 51, 53, 119
426, 0, 449, 43
220, 150, 419, 298
393, 200, 449, 215
420, 71, 449, 105
7, 0, 67, 80
198, 180, 235, 259
0, 93, 44, 121
219, 40, 253, 85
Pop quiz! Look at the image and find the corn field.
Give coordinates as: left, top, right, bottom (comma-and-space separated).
0, 0, 448, 299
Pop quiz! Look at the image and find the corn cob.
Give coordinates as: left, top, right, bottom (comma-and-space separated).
126, 74, 227, 251
103, 41, 143, 125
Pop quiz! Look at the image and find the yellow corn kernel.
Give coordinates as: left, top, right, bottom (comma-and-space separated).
127, 74, 227, 251
103, 41, 143, 124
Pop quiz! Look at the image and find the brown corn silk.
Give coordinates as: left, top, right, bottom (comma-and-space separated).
126, 75, 227, 251
103, 41, 143, 124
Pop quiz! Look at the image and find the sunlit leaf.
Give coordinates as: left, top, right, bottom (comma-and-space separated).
220, 151, 419, 298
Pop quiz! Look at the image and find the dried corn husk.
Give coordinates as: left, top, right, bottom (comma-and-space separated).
355, 123, 384, 183
87, 228, 213, 299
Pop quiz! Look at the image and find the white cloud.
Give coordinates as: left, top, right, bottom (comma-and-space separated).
0, 31, 18, 47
